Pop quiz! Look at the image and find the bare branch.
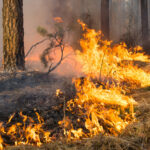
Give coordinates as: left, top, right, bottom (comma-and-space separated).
47, 44, 64, 74
25, 38, 48, 58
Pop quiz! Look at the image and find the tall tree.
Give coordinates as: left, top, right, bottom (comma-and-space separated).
101, 0, 110, 40
141, 0, 149, 45
3, 0, 25, 72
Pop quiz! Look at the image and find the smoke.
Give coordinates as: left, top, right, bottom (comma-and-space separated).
0, 0, 149, 74
23, 0, 84, 76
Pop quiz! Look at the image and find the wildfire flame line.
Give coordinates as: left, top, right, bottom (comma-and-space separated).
0, 20, 150, 148
58, 20, 150, 140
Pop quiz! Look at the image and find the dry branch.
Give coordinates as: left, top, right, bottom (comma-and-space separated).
25, 38, 48, 58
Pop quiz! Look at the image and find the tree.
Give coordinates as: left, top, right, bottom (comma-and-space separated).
141, 0, 149, 46
3, 0, 25, 72
101, 0, 110, 40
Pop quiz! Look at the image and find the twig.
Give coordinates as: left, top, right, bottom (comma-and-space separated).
25, 38, 48, 58
63, 95, 66, 139
47, 44, 64, 74
48, 63, 53, 72
104, 67, 113, 83
99, 52, 106, 81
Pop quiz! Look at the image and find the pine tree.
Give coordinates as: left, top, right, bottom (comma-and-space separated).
3, 0, 25, 72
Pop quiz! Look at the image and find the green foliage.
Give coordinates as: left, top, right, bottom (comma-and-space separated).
54, 23, 65, 39
37, 26, 48, 37
37, 23, 65, 71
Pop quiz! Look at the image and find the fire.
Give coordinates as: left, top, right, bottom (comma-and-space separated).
58, 20, 150, 140
0, 123, 4, 150
53, 17, 64, 23
0, 136, 3, 150
0, 20, 149, 148
0, 112, 51, 149
58, 117, 85, 141
56, 89, 63, 97
76, 20, 150, 89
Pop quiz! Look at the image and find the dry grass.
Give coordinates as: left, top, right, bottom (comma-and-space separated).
4, 92, 150, 150
1, 71, 150, 150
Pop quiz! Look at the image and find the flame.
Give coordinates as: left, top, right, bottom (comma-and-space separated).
0, 20, 149, 148
76, 19, 150, 88
7, 113, 15, 124
0, 123, 5, 150
56, 89, 63, 97
58, 20, 150, 140
58, 117, 85, 141
0, 136, 3, 150
0, 112, 51, 149
53, 17, 64, 23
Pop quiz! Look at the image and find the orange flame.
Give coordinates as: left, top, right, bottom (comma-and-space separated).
54, 17, 64, 23
0, 112, 51, 149
58, 20, 150, 140
0, 20, 149, 148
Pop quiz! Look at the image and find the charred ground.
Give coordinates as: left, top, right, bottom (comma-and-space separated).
0, 60, 149, 149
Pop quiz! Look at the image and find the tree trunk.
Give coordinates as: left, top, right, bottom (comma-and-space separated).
101, 0, 110, 40
141, 0, 149, 45
3, 0, 25, 72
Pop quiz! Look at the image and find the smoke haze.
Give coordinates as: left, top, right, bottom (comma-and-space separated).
0, 0, 150, 74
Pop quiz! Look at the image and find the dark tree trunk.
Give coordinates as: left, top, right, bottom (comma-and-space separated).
141, 0, 149, 45
101, 0, 110, 40
3, 0, 25, 72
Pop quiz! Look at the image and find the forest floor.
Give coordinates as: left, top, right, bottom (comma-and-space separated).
0, 58, 150, 150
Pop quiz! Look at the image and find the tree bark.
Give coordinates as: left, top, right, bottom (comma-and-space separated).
141, 0, 149, 45
3, 0, 25, 72
101, 0, 110, 40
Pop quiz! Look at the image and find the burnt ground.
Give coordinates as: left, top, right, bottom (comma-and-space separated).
0, 71, 76, 133
0, 61, 149, 150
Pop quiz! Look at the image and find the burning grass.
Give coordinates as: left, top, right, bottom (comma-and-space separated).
0, 111, 52, 149
0, 21, 150, 149
3, 99, 150, 150
57, 20, 150, 141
